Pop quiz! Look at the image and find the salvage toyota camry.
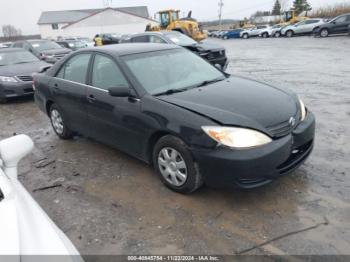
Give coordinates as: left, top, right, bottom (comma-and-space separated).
34, 44, 315, 193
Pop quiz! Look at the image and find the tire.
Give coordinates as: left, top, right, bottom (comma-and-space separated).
242, 33, 249, 39
286, 30, 294, 37
262, 32, 268, 38
49, 104, 73, 139
275, 32, 281, 38
223, 35, 228, 40
153, 135, 203, 194
320, 28, 329, 37
0, 97, 7, 103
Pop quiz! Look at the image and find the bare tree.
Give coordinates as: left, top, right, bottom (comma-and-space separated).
2, 24, 22, 41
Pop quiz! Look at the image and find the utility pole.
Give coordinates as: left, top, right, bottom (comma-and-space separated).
218, 0, 224, 31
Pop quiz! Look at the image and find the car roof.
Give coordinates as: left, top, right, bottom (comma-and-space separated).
0, 47, 27, 53
83, 43, 181, 56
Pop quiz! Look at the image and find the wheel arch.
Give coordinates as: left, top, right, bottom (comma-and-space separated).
45, 99, 54, 116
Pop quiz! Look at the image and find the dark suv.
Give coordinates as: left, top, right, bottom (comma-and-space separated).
11, 40, 71, 63
120, 31, 228, 70
315, 13, 350, 37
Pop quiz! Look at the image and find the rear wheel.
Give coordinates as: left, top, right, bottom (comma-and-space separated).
242, 33, 249, 39
223, 35, 228, 40
153, 135, 203, 194
262, 32, 268, 38
275, 31, 281, 37
49, 104, 73, 139
286, 30, 294, 37
320, 28, 329, 37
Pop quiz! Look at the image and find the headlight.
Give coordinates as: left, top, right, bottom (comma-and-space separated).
0, 76, 18, 83
202, 126, 272, 149
298, 97, 306, 121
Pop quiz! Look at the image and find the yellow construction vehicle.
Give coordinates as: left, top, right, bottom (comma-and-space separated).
281, 9, 308, 24
239, 18, 256, 29
146, 9, 207, 41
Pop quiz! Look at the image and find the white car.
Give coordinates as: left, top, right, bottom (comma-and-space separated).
281, 19, 325, 37
240, 25, 271, 39
63, 37, 94, 47
0, 135, 83, 260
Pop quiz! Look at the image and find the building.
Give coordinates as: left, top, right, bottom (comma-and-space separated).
37, 6, 155, 39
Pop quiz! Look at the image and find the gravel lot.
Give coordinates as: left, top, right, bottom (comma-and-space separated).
0, 36, 350, 255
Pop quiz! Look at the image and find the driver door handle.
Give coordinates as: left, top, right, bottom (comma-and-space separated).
87, 94, 97, 102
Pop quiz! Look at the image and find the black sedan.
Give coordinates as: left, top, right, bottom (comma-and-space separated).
120, 31, 228, 71
0, 48, 50, 102
34, 44, 315, 193
315, 13, 350, 37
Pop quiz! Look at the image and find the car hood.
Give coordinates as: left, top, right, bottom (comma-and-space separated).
183, 42, 224, 52
157, 76, 299, 135
0, 61, 50, 77
40, 48, 71, 55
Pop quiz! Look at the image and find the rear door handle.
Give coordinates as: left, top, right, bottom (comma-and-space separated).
87, 94, 97, 102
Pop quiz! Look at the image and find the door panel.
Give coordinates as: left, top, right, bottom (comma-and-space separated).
86, 54, 144, 157
49, 53, 91, 134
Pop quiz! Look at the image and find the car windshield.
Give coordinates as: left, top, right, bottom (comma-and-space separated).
164, 32, 197, 46
31, 41, 63, 51
123, 48, 225, 96
0, 50, 39, 66
69, 41, 86, 49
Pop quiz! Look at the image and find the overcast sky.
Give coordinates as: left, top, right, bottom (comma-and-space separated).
0, 0, 344, 35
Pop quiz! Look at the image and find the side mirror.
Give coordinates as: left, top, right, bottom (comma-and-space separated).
0, 135, 34, 179
39, 65, 52, 73
108, 86, 135, 97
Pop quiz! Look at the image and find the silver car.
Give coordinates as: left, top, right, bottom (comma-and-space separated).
240, 25, 270, 39
281, 19, 325, 37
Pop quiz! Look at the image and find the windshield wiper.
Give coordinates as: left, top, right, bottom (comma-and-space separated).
153, 87, 190, 96
195, 77, 226, 88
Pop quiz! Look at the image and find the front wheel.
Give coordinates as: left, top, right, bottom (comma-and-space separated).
262, 32, 268, 38
153, 135, 203, 194
320, 28, 329, 37
275, 32, 281, 38
286, 30, 294, 37
49, 104, 73, 139
242, 33, 249, 39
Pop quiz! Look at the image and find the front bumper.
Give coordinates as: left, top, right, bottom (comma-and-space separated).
0, 82, 34, 99
208, 57, 228, 71
191, 111, 315, 189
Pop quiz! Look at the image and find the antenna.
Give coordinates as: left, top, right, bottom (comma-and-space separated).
218, 0, 224, 31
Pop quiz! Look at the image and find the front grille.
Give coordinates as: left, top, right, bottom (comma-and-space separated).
267, 118, 297, 138
16, 75, 33, 82
53, 53, 67, 60
207, 50, 225, 60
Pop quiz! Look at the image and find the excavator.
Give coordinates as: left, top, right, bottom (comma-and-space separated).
146, 9, 207, 41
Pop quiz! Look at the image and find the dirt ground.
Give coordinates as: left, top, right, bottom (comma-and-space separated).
1, 36, 350, 256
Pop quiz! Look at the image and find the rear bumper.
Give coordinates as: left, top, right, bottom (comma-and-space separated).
0, 82, 34, 99
191, 111, 315, 189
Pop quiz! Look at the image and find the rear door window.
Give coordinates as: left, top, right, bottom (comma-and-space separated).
56, 54, 91, 84
149, 35, 167, 44
131, 35, 149, 43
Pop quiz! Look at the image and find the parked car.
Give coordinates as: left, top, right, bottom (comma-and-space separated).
0, 134, 83, 258
222, 29, 243, 39
271, 24, 285, 37
34, 43, 315, 193
0, 42, 12, 48
11, 40, 71, 64
217, 31, 228, 38
56, 40, 87, 51
101, 33, 121, 45
0, 48, 50, 102
208, 30, 218, 37
120, 31, 228, 70
63, 37, 95, 47
240, 25, 270, 39
314, 13, 350, 37
281, 19, 325, 37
